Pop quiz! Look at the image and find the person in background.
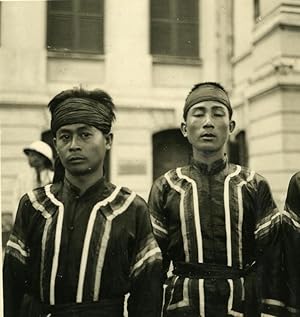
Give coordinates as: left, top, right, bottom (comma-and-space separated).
3, 88, 162, 317
23, 140, 54, 187
12, 140, 54, 220
282, 172, 300, 315
148, 82, 284, 316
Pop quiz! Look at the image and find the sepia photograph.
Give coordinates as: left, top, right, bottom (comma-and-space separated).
1, 0, 300, 316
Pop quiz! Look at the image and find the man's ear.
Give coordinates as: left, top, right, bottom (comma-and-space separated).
53, 137, 60, 156
229, 120, 236, 133
105, 133, 113, 150
181, 122, 188, 137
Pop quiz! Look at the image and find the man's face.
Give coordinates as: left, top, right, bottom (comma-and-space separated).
181, 100, 235, 156
26, 151, 47, 169
54, 123, 112, 177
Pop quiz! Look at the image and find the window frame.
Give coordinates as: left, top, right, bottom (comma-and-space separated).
47, 0, 104, 55
150, 0, 200, 61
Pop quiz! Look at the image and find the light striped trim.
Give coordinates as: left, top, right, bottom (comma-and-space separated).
177, 168, 203, 263
241, 277, 245, 301
161, 284, 168, 317
237, 180, 246, 269
150, 214, 168, 236
168, 278, 190, 310
282, 210, 300, 231
224, 165, 241, 267
228, 310, 243, 317
262, 298, 285, 307
224, 166, 242, 314
237, 170, 255, 269
45, 185, 64, 305
287, 305, 300, 313
40, 217, 53, 302
254, 211, 281, 237
131, 247, 162, 277
227, 279, 234, 312
92, 191, 136, 301
6, 240, 29, 258
28, 189, 52, 219
228, 279, 245, 316
76, 186, 121, 302
199, 279, 205, 317
261, 314, 276, 317
164, 171, 190, 262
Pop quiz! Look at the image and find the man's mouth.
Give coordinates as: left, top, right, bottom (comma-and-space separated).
201, 133, 216, 140
68, 156, 86, 163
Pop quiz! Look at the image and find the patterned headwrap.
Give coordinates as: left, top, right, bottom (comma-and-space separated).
183, 82, 232, 119
50, 97, 113, 135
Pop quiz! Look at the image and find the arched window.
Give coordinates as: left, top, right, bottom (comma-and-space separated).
228, 130, 248, 166
152, 129, 192, 180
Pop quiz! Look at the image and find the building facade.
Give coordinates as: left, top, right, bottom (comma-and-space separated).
232, 0, 300, 207
1, 0, 300, 231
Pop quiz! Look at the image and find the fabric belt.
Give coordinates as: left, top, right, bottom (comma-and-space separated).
41, 298, 124, 316
173, 261, 256, 279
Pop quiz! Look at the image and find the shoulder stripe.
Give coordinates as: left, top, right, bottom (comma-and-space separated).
6, 240, 29, 258
28, 189, 52, 219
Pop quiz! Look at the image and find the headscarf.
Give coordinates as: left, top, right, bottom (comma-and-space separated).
50, 97, 113, 135
183, 83, 232, 119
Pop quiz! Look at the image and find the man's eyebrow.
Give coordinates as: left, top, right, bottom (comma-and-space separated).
212, 105, 226, 111
57, 128, 71, 134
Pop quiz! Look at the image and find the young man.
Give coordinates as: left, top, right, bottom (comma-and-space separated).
282, 172, 300, 315
148, 82, 284, 316
4, 88, 162, 317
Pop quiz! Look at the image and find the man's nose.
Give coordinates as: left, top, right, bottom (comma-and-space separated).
203, 114, 214, 127
69, 135, 81, 150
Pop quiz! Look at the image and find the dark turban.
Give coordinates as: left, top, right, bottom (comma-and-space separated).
50, 96, 114, 135
183, 83, 232, 120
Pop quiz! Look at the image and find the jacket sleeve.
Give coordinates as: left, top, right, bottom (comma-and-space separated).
253, 175, 285, 316
148, 178, 171, 278
127, 196, 163, 317
282, 172, 300, 315
3, 195, 32, 317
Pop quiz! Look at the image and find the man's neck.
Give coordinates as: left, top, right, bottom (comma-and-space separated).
65, 171, 103, 195
192, 150, 225, 171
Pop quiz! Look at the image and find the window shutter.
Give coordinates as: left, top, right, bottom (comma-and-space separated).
47, 14, 73, 50
150, 0, 199, 58
78, 17, 103, 53
47, 0, 104, 54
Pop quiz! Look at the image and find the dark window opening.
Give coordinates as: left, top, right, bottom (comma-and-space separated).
150, 0, 199, 58
47, 0, 104, 54
153, 129, 192, 180
254, 0, 261, 21
228, 131, 248, 166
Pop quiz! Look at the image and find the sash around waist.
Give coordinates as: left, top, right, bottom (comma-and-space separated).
41, 297, 124, 315
173, 261, 256, 279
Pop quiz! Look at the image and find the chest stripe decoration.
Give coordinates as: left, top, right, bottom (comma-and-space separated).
225, 166, 242, 314
76, 186, 122, 302
92, 190, 136, 301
